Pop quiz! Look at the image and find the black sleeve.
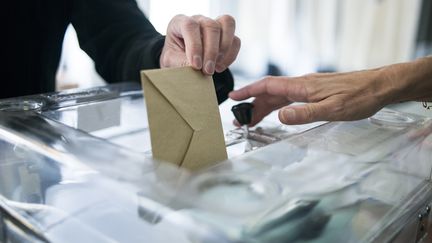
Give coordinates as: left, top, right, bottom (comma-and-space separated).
70, 0, 233, 103
71, 0, 164, 83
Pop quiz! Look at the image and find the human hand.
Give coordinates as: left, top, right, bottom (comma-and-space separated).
159, 14, 241, 75
229, 69, 396, 126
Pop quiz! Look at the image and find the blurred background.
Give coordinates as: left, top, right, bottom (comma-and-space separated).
55, 0, 432, 90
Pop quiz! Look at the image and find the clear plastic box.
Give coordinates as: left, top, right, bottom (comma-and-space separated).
0, 83, 431, 243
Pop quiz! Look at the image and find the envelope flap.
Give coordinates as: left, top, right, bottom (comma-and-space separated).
181, 129, 227, 170
141, 72, 194, 166
142, 67, 219, 130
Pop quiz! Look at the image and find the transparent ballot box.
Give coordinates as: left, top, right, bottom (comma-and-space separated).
0, 83, 431, 243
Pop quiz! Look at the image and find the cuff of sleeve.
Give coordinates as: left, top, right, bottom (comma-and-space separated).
150, 35, 166, 68
213, 69, 234, 104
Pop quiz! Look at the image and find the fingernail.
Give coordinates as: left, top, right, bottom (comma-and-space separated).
282, 108, 296, 122
205, 61, 215, 74
193, 55, 202, 69
215, 64, 226, 73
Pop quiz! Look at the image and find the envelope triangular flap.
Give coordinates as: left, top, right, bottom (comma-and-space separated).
181, 127, 228, 170
142, 67, 218, 130
141, 72, 194, 165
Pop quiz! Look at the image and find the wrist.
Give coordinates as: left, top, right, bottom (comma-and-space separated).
376, 65, 406, 105
377, 57, 432, 104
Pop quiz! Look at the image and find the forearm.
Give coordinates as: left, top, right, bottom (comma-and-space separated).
72, 0, 163, 83
382, 56, 432, 104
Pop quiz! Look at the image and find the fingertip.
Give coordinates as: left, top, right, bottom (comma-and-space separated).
192, 55, 203, 69
228, 90, 242, 100
278, 108, 297, 125
215, 64, 226, 73
228, 91, 235, 99
233, 119, 241, 127
204, 60, 215, 75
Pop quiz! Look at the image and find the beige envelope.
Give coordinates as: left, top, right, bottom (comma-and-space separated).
141, 67, 227, 170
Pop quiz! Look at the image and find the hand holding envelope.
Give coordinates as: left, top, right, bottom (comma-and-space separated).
141, 67, 227, 170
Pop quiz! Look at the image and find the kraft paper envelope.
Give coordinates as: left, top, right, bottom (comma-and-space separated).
141, 67, 227, 170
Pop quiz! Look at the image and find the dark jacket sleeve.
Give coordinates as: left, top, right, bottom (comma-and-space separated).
70, 0, 233, 103
70, 0, 164, 83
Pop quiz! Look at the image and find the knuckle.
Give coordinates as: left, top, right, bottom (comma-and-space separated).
168, 14, 187, 30
218, 15, 236, 29
172, 14, 186, 21
191, 14, 204, 19
303, 86, 313, 103
261, 76, 273, 86
263, 76, 277, 92
297, 75, 316, 103
328, 98, 347, 120
182, 18, 199, 31
201, 19, 221, 32
302, 73, 319, 81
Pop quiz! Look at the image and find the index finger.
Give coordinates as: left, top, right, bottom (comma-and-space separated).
229, 76, 309, 101
172, 15, 203, 69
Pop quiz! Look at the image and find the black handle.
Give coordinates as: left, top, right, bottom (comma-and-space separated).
231, 102, 254, 126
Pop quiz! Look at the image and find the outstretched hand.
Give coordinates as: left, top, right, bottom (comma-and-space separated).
229, 69, 395, 126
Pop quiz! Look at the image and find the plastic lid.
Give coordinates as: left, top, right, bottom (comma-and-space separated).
0, 100, 44, 112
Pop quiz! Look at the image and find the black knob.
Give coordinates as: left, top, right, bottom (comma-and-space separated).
231, 102, 254, 126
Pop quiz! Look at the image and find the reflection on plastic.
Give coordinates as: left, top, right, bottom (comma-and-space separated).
369, 109, 419, 128
186, 173, 281, 215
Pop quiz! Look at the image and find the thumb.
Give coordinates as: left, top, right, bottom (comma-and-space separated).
278, 102, 331, 125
